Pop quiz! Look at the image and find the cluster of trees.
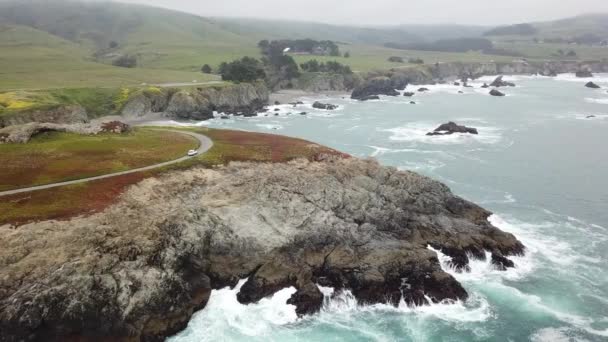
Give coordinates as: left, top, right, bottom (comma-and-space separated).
214, 38, 352, 87
484, 23, 538, 36
386, 38, 495, 54
258, 39, 341, 56
112, 55, 137, 68
300, 60, 352, 74
555, 49, 577, 57
388, 56, 424, 64
218, 57, 266, 83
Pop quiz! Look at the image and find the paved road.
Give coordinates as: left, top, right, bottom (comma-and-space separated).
0, 130, 213, 197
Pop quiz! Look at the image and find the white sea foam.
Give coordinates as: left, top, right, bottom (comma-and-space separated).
381, 122, 502, 145
397, 160, 446, 172
316, 285, 492, 323
169, 279, 298, 341
255, 123, 283, 130
554, 73, 608, 84
531, 327, 585, 342
584, 97, 608, 104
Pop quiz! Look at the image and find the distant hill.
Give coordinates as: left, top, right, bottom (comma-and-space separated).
484, 14, 608, 40
484, 24, 538, 36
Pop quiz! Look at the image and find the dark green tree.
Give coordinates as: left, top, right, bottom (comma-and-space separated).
201, 64, 212, 74
220, 57, 266, 83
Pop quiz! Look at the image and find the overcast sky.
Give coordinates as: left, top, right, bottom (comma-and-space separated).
117, 0, 608, 26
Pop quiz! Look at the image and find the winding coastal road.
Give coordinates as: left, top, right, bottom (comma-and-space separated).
0, 130, 213, 197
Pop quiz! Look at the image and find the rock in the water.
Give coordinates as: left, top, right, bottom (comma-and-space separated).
426, 121, 479, 136
490, 75, 515, 87
418, 87, 430, 92
312, 102, 338, 110
300, 112, 308, 115
458, 91, 464, 94
585, 82, 601, 89
491, 253, 515, 270
359, 95, 380, 101
453, 82, 461, 86
410, 101, 416, 104
351, 77, 399, 100
490, 89, 506, 97
0, 157, 524, 341
403, 92, 415, 97
481, 83, 490, 88
576, 70, 593, 78
586, 115, 596, 119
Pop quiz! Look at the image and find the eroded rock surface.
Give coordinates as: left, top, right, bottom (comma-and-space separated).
0, 158, 524, 341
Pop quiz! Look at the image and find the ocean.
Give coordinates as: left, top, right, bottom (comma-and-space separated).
164, 74, 608, 341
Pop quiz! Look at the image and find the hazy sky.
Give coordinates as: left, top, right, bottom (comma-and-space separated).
118, 0, 608, 26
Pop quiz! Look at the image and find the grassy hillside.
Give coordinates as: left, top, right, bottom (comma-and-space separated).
1, 0, 606, 92
0, 24, 217, 90
0, 128, 197, 191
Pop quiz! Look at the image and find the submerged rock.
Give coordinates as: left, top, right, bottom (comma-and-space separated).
490, 89, 506, 97
0, 157, 523, 340
403, 92, 415, 97
426, 121, 479, 136
418, 87, 430, 92
585, 82, 601, 89
312, 102, 338, 110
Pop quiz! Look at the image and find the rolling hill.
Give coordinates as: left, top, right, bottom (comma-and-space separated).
1, 0, 607, 91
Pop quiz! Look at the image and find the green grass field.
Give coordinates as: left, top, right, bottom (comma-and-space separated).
0, 128, 197, 192
0, 25, 218, 90
0, 127, 346, 226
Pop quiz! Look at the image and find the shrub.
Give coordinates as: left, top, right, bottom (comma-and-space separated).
408, 58, 424, 64
219, 57, 266, 83
112, 55, 137, 68
201, 64, 213, 74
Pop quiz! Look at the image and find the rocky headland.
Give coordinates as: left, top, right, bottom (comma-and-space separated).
0, 156, 524, 341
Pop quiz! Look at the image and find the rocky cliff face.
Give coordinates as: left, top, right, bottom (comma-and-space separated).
121, 83, 269, 120
296, 73, 363, 92
0, 105, 87, 128
0, 157, 524, 341
386, 60, 608, 87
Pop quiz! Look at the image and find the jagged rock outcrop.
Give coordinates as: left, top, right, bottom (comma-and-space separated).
296, 73, 362, 92
426, 122, 479, 136
351, 77, 399, 100
0, 157, 524, 341
119, 83, 270, 120
365, 61, 608, 88
585, 82, 601, 89
490, 76, 515, 87
0, 105, 87, 128
0, 121, 128, 144
312, 102, 338, 110
575, 70, 593, 78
